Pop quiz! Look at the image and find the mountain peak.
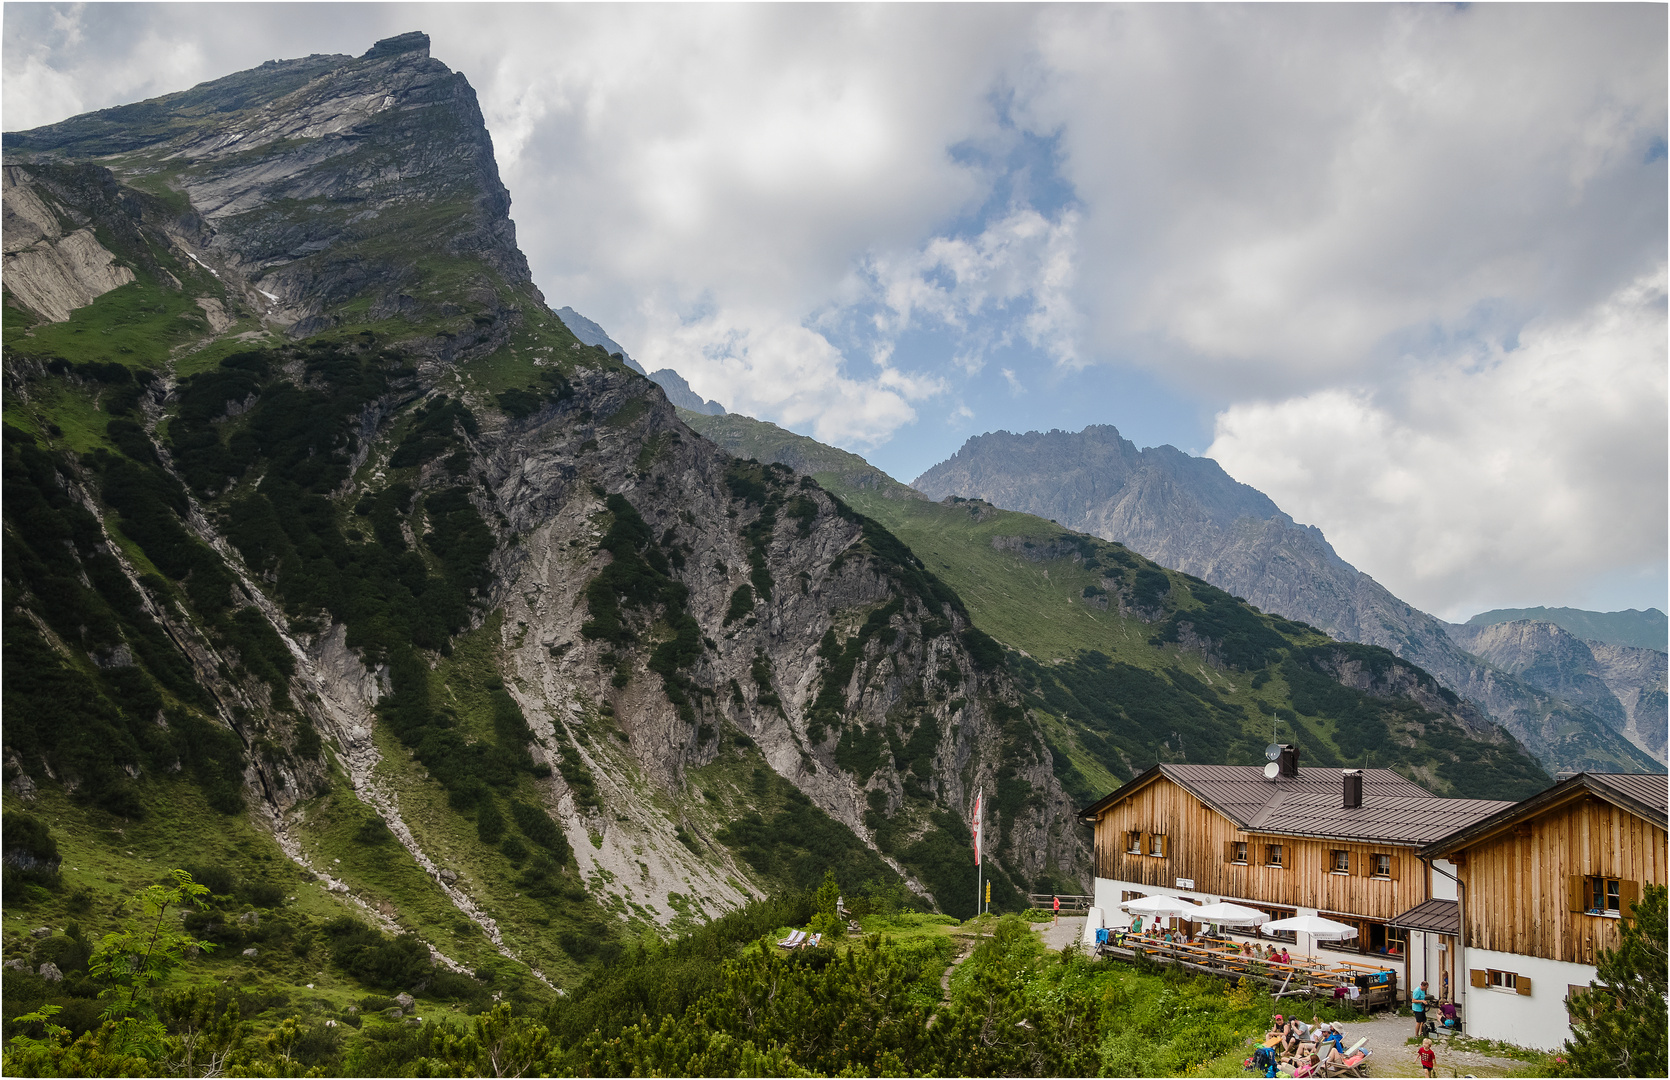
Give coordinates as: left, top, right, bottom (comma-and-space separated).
362, 30, 430, 60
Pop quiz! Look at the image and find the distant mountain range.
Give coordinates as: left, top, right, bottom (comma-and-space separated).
554, 307, 725, 415
913, 426, 1664, 774
1465, 606, 1667, 652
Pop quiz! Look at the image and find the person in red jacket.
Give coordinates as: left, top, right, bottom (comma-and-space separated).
1052, 895, 1061, 925
1417, 1038, 1436, 1077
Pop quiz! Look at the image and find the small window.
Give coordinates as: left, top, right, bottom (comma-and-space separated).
1331, 849, 1350, 873
1374, 853, 1392, 877
1488, 969, 1516, 990
1149, 833, 1167, 857
1232, 841, 1248, 864
1126, 831, 1142, 854
1266, 844, 1284, 867
1588, 876, 1622, 915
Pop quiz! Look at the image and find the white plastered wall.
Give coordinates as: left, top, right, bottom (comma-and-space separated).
1461, 947, 1595, 1051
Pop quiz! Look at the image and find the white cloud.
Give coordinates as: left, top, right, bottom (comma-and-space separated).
633, 304, 932, 449
4, 4, 1663, 610
861, 206, 1082, 369
1207, 269, 1668, 618
1023, 3, 1667, 398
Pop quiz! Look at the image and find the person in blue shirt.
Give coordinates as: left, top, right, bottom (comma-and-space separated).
1412, 980, 1429, 1036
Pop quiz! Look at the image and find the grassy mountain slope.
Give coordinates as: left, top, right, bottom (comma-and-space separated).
683, 410, 1552, 804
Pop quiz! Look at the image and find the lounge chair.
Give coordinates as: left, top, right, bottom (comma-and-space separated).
1318, 1049, 1369, 1077
803, 932, 822, 948
777, 930, 806, 948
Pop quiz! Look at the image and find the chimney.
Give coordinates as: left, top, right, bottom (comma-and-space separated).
1343, 769, 1363, 809
1277, 744, 1300, 778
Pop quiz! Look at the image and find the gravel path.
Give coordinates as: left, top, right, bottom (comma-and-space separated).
1321, 1012, 1531, 1077
1032, 914, 1086, 951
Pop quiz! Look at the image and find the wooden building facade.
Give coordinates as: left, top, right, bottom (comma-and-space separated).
1079, 754, 1512, 962
1418, 772, 1668, 1051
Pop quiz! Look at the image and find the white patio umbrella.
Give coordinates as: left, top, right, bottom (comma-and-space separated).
1188, 901, 1270, 926
1261, 914, 1358, 940
1121, 894, 1201, 917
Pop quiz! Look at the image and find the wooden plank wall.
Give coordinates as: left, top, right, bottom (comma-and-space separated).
1092, 777, 1428, 922
1458, 793, 1668, 964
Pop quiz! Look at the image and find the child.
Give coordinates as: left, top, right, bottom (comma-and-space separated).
1417, 1037, 1436, 1077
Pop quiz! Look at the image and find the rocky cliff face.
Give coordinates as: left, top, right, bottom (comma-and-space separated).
2, 32, 1085, 969
914, 426, 1662, 775
1447, 620, 1667, 764
8, 32, 535, 348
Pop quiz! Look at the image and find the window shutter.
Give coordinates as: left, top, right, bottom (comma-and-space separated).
1142, 832, 1152, 856
1353, 851, 1368, 877
1621, 880, 1642, 917
1160, 835, 1170, 858
1567, 875, 1587, 913
1388, 856, 1400, 881
1224, 840, 1235, 864
1516, 975, 1532, 996
1470, 969, 1487, 989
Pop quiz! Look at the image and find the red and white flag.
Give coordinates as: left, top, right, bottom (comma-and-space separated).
972, 790, 983, 867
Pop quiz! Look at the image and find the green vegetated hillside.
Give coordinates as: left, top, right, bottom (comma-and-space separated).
4, 33, 1100, 1071
683, 411, 1553, 805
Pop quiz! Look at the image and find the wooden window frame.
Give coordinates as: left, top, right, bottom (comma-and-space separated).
1373, 852, 1392, 878
1126, 830, 1142, 855
1231, 841, 1248, 865
1573, 875, 1631, 917
1331, 849, 1350, 874
1479, 968, 1532, 996
1265, 843, 1284, 868
1148, 833, 1169, 858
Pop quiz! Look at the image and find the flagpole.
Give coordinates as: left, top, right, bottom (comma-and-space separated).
974, 788, 983, 918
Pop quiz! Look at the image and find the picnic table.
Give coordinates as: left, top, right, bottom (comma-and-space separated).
1092, 930, 1399, 1013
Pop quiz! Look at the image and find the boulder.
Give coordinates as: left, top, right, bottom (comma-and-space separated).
393, 992, 415, 1010
30, 926, 51, 939
383, 1007, 404, 1021
237, 911, 259, 926
3, 958, 27, 972
241, 948, 258, 958
38, 962, 62, 982
438, 869, 457, 885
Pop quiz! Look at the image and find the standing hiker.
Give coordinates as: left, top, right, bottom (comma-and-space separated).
1412, 980, 1429, 1036
1053, 895, 1061, 925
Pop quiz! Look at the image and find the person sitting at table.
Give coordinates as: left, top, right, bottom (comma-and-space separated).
1278, 947, 1292, 965
1240, 940, 1255, 957
1129, 915, 1143, 935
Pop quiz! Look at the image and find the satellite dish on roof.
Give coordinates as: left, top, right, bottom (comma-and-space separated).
1265, 743, 1284, 762
1263, 761, 1281, 781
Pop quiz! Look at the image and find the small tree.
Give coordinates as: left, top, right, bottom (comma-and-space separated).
1559, 883, 1668, 1077
88, 868, 217, 1057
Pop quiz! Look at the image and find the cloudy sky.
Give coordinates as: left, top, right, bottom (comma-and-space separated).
5, 3, 1665, 621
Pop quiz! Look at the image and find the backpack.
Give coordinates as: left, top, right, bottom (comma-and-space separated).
1253, 1046, 1277, 1071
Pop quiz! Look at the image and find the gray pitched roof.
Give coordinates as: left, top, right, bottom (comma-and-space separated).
1388, 898, 1459, 936
1079, 763, 1512, 847
1421, 771, 1669, 858
1587, 773, 1669, 818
